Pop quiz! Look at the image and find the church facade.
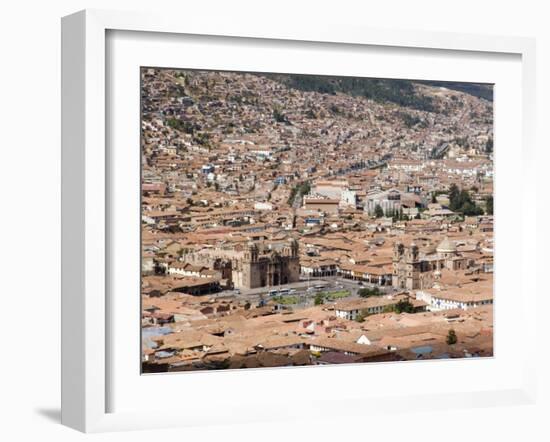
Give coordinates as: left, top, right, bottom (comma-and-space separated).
232, 240, 300, 289
180, 239, 300, 290
392, 238, 470, 290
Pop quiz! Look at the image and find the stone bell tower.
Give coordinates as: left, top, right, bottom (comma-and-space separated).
393, 242, 421, 290
242, 242, 260, 288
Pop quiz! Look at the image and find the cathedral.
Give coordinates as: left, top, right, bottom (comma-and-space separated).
232, 240, 300, 289
392, 238, 470, 290
180, 239, 300, 290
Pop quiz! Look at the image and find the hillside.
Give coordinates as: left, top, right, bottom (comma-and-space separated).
263, 73, 438, 112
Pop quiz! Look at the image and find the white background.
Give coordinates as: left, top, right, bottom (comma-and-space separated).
1, 0, 548, 441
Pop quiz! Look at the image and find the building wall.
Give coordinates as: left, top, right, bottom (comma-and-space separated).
304, 201, 339, 214
236, 255, 300, 289
393, 244, 468, 290
340, 190, 357, 207
365, 198, 401, 216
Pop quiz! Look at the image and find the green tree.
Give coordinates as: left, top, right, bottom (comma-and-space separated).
166, 118, 195, 134
394, 299, 415, 314
374, 204, 384, 218
446, 329, 458, 345
449, 185, 484, 216
300, 181, 311, 196
355, 310, 368, 323
485, 195, 494, 215
448, 184, 460, 210
463, 202, 484, 216
273, 106, 290, 124
358, 287, 382, 298
314, 293, 325, 306
193, 132, 212, 147
153, 262, 166, 275
485, 137, 493, 154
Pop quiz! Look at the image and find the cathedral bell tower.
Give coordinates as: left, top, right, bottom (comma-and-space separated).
393, 242, 421, 290
393, 242, 405, 261
244, 242, 259, 262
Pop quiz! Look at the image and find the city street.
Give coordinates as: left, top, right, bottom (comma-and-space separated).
212, 275, 398, 309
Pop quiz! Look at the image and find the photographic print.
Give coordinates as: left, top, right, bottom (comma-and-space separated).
141, 68, 494, 373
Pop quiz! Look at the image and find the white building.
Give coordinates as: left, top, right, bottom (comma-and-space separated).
313, 180, 349, 199
388, 159, 425, 172
340, 189, 358, 208
364, 189, 402, 216
167, 263, 209, 278
254, 202, 273, 211
334, 297, 398, 321
416, 288, 493, 311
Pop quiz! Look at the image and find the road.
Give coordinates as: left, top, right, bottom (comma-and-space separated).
212, 276, 398, 310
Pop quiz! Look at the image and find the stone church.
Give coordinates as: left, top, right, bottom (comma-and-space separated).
392, 238, 470, 290
232, 240, 300, 289
180, 239, 300, 290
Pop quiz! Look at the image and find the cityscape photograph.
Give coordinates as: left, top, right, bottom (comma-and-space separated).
140, 67, 494, 373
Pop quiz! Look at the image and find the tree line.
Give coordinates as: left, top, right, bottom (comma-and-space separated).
263, 74, 437, 113
448, 184, 484, 216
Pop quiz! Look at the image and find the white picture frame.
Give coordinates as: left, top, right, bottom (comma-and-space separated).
61, 9, 538, 433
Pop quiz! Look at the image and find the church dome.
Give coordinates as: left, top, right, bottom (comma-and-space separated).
436, 237, 457, 254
